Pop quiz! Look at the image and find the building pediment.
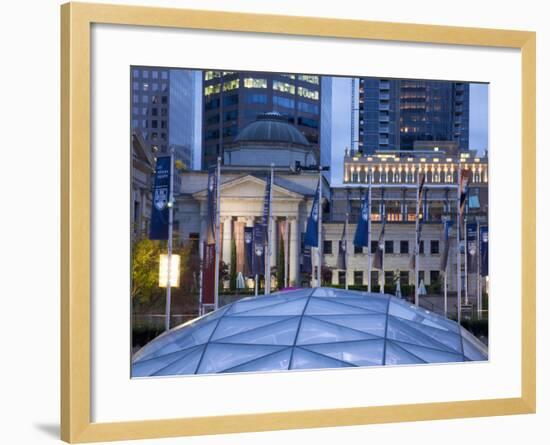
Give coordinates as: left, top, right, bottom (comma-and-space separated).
192, 174, 304, 201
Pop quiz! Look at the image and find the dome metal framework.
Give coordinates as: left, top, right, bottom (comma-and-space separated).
234, 111, 311, 147
132, 288, 488, 377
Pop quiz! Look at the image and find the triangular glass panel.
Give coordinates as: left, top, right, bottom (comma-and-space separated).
223, 348, 293, 373
331, 296, 389, 314
297, 316, 378, 345
197, 343, 286, 374
392, 315, 463, 353
393, 341, 463, 363
233, 298, 308, 316
302, 339, 385, 366
132, 345, 202, 377
384, 341, 426, 365
386, 316, 455, 352
211, 316, 291, 341
151, 345, 205, 376
227, 295, 305, 315
216, 317, 300, 346
388, 300, 458, 333
305, 297, 374, 316
152, 345, 205, 376
291, 347, 355, 370
134, 318, 219, 361
310, 314, 386, 337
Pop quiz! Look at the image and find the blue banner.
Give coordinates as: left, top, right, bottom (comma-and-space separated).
467, 222, 478, 273
480, 225, 489, 277
244, 226, 253, 277
252, 223, 265, 276
304, 180, 320, 247
205, 167, 217, 244
301, 244, 312, 274
149, 156, 171, 240
337, 224, 347, 270
353, 189, 369, 247
262, 174, 271, 240
439, 220, 453, 271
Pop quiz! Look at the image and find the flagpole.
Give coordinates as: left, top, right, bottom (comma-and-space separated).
317, 167, 323, 287
414, 175, 420, 307
214, 156, 221, 310
381, 190, 385, 294
345, 210, 349, 290
476, 218, 481, 319
456, 162, 462, 324
265, 164, 274, 295
464, 214, 469, 305
284, 218, 289, 288
164, 148, 174, 331
367, 173, 372, 292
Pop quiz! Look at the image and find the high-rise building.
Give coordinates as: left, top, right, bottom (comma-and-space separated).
320, 76, 333, 177
202, 71, 321, 169
358, 78, 469, 153
131, 67, 200, 168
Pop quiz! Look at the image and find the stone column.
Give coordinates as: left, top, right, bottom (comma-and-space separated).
288, 216, 300, 287
222, 217, 232, 266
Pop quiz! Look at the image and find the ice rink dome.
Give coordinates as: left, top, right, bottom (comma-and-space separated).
132, 288, 488, 377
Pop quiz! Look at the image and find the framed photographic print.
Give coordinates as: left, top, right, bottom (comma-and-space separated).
61, 2, 536, 443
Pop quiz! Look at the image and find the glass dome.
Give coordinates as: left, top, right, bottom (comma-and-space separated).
132, 288, 488, 377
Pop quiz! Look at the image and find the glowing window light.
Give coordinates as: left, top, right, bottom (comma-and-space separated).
159, 254, 181, 288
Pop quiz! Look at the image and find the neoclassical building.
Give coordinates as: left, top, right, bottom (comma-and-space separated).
174, 114, 488, 299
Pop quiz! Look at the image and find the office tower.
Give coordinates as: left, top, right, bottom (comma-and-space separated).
358, 78, 470, 153
202, 71, 321, 168
320, 76, 333, 177
131, 67, 200, 168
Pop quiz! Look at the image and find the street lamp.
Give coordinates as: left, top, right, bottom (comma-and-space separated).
159, 254, 181, 288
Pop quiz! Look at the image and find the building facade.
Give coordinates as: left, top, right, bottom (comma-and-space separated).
131, 66, 200, 167
358, 78, 470, 153
175, 115, 488, 307
202, 71, 322, 169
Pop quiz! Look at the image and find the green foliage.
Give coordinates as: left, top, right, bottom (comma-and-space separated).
131, 238, 163, 306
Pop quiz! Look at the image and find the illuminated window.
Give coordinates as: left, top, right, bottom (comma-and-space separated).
273, 81, 295, 94
223, 79, 240, 92
204, 84, 220, 96
243, 78, 267, 88
281, 73, 296, 79
298, 86, 319, 100
205, 71, 221, 81
298, 74, 319, 85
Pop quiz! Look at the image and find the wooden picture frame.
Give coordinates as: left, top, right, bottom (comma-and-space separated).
61, 2, 536, 442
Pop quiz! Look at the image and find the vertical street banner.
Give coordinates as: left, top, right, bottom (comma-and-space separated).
262, 173, 271, 240
304, 180, 320, 247
439, 220, 453, 271
201, 167, 218, 305
301, 244, 312, 274
353, 189, 369, 248
467, 222, 478, 273
337, 223, 347, 270
149, 156, 171, 240
252, 223, 265, 277
459, 169, 470, 220
244, 226, 253, 277
372, 223, 385, 270
480, 225, 489, 277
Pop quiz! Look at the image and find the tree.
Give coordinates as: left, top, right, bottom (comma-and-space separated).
131, 239, 163, 306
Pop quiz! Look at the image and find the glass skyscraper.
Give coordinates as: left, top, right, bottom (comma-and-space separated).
358, 78, 470, 153
202, 71, 322, 169
131, 67, 200, 168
